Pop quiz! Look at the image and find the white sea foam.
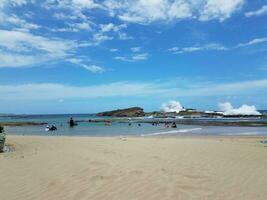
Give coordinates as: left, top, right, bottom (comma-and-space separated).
160, 100, 184, 113
218, 102, 261, 116
141, 128, 202, 136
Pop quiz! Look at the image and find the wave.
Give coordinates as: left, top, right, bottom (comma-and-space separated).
224, 132, 259, 136
141, 128, 202, 136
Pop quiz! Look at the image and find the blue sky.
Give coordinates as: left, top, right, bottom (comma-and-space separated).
0, 0, 267, 114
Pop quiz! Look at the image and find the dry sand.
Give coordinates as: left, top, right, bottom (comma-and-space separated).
1, 135, 267, 200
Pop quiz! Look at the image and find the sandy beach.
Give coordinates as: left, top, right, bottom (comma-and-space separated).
1, 135, 267, 200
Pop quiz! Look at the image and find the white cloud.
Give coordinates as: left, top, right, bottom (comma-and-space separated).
70, 22, 92, 31
82, 65, 105, 73
0, 1, 40, 30
218, 102, 261, 115
43, 0, 99, 10
43, 0, 97, 33
89, 23, 130, 45
114, 53, 149, 62
131, 47, 141, 52
169, 43, 227, 54
100, 23, 126, 32
0, 29, 77, 67
0, 13, 40, 30
0, 29, 104, 72
53, 12, 78, 20
0, 52, 46, 68
110, 48, 118, 52
132, 53, 149, 60
1, 78, 267, 102
245, 5, 267, 17
167, 0, 192, 19
168, 47, 180, 52
0, 82, 170, 101
118, 32, 133, 40
92, 33, 113, 45
103, 0, 245, 24
199, 0, 244, 22
160, 100, 184, 113
72, 0, 98, 9
0, 0, 28, 8
117, 0, 174, 23
114, 56, 131, 62
49, 22, 93, 32
183, 79, 267, 97
0, 30, 75, 57
236, 38, 267, 48
96, 23, 131, 42
67, 58, 105, 73
168, 37, 267, 54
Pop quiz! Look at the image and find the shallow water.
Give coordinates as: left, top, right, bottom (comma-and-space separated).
1, 114, 267, 136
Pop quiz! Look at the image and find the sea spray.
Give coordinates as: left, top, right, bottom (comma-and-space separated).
160, 100, 184, 113
219, 102, 261, 116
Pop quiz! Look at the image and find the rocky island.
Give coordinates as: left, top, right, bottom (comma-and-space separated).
97, 107, 145, 117
94, 106, 267, 127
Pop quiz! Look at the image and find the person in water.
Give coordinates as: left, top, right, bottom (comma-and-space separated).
69, 117, 75, 127
171, 122, 177, 128
50, 125, 57, 131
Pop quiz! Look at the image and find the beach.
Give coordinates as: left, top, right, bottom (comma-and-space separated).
1, 135, 267, 200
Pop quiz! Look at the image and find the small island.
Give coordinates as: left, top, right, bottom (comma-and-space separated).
97, 107, 145, 117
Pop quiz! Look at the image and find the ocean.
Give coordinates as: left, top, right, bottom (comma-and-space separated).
1, 114, 267, 137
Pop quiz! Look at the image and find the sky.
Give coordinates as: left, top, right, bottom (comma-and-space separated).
0, 0, 267, 114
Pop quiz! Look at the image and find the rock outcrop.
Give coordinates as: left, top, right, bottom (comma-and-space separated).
97, 107, 145, 117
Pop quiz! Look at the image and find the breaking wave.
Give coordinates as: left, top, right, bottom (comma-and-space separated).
141, 128, 202, 136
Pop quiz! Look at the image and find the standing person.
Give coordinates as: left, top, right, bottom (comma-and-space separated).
69, 117, 75, 127
171, 122, 177, 128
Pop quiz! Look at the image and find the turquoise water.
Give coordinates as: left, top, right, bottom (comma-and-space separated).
1, 114, 267, 136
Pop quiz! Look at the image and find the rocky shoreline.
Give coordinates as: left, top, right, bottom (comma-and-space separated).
96, 107, 266, 119
0, 122, 48, 127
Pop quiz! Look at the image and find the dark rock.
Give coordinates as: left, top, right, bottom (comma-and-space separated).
97, 107, 145, 117
0, 122, 48, 127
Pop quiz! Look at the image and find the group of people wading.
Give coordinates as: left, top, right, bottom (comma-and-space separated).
45, 117, 77, 132
46, 117, 177, 132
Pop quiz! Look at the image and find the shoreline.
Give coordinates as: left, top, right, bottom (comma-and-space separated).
5, 132, 267, 138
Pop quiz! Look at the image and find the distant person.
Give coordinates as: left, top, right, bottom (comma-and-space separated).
45, 125, 50, 132
138, 123, 141, 127
105, 121, 112, 126
164, 122, 170, 128
50, 125, 57, 131
171, 122, 177, 128
69, 117, 75, 127
0, 125, 6, 152
45, 125, 57, 132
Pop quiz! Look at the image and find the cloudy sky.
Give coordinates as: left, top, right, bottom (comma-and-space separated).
0, 0, 267, 114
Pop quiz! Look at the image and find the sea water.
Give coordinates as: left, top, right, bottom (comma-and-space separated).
1, 114, 267, 137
